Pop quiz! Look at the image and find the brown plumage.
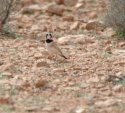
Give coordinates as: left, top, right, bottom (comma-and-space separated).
45, 33, 67, 59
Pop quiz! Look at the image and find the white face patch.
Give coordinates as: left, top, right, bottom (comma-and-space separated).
46, 33, 53, 39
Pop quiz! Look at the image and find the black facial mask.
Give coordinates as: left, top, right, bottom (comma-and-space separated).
46, 39, 53, 43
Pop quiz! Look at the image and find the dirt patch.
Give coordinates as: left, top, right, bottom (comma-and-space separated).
0, 0, 125, 113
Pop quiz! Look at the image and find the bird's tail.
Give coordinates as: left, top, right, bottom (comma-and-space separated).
62, 54, 67, 59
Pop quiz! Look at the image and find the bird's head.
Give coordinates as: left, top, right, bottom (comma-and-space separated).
45, 32, 53, 43
46, 32, 53, 39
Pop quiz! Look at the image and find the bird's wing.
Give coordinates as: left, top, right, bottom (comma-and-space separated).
51, 42, 64, 55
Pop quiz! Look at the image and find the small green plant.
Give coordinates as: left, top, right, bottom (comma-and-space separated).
1, 24, 21, 38
9, 87, 18, 96
113, 76, 125, 85
0, 72, 6, 79
115, 28, 125, 40
0, 105, 15, 112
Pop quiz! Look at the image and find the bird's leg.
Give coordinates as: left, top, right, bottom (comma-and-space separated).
54, 54, 58, 62
53, 55, 60, 65
47, 54, 53, 60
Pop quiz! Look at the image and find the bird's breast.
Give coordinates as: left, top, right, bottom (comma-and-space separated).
46, 39, 53, 43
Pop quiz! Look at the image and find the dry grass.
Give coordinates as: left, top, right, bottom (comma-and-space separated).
0, 0, 17, 34
105, 0, 125, 39
0, 0, 21, 38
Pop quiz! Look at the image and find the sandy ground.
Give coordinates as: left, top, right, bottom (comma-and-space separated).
0, 0, 125, 113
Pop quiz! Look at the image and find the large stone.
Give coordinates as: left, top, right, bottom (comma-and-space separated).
64, 0, 78, 6
0, 63, 13, 71
113, 85, 123, 92
2, 72, 13, 78
34, 79, 47, 88
55, 0, 64, 4
45, 3, 64, 16
74, 36, 95, 45
57, 34, 88, 45
75, 0, 85, 8
58, 34, 95, 46
57, 35, 72, 45
22, 4, 42, 14
70, 21, 80, 30
85, 21, 105, 31
36, 60, 50, 67
63, 15, 74, 22
0, 97, 10, 104
95, 99, 119, 107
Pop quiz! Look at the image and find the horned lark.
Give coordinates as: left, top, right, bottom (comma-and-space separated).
45, 32, 67, 59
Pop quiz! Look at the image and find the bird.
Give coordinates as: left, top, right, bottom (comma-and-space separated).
45, 32, 67, 59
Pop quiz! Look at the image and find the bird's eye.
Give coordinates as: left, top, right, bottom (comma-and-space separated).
49, 34, 52, 38
46, 34, 48, 38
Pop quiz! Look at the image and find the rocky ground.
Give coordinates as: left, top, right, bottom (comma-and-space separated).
0, 0, 125, 113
